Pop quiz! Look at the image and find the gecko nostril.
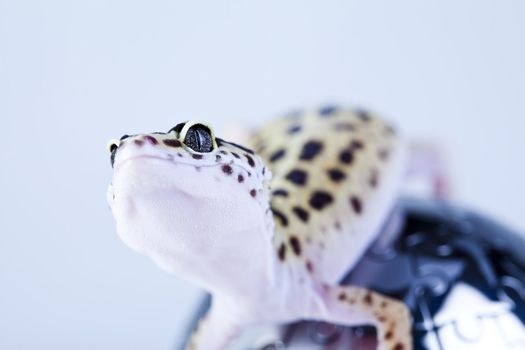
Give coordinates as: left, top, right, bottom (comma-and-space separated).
143, 135, 159, 145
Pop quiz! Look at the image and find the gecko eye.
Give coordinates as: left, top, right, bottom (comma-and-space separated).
107, 139, 119, 168
184, 124, 214, 153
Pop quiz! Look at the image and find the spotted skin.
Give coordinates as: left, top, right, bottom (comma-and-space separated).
326, 285, 412, 350
250, 107, 403, 284
107, 108, 412, 350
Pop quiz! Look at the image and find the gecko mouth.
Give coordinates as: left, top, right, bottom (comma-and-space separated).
113, 154, 178, 172
113, 153, 244, 174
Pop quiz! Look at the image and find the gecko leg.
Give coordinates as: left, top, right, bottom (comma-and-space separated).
312, 285, 412, 350
185, 300, 242, 350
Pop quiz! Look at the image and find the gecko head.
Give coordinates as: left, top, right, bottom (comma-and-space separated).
107, 121, 273, 285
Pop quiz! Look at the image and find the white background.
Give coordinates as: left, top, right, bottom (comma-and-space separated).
1, 1, 524, 349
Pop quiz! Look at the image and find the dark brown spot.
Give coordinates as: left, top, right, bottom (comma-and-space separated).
134, 139, 144, 146
327, 169, 346, 182
319, 105, 338, 116
221, 165, 233, 175
339, 150, 353, 164
270, 149, 286, 162
192, 154, 203, 160
381, 301, 388, 308
306, 260, 314, 273
245, 154, 255, 167
237, 174, 244, 183
272, 189, 288, 197
278, 243, 286, 261
363, 292, 373, 305
271, 207, 288, 227
250, 189, 257, 197
289, 236, 301, 256
299, 140, 323, 161
231, 152, 241, 159
164, 139, 182, 148
309, 191, 334, 210
292, 206, 309, 223
143, 135, 158, 145
384, 330, 393, 340
286, 169, 308, 186
338, 292, 346, 301
287, 125, 302, 134
378, 316, 387, 323
393, 343, 404, 350
350, 196, 363, 214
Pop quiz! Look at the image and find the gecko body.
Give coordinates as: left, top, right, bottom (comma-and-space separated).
107, 107, 413, 350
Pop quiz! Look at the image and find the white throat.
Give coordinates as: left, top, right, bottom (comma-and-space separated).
109, 156, 279, 302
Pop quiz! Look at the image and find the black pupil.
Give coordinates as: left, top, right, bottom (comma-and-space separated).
184, 125, 213, 153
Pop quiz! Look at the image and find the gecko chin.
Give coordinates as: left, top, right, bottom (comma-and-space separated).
108, 154, 270, 283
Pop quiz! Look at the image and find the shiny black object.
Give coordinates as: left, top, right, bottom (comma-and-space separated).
179, 198, 525, 349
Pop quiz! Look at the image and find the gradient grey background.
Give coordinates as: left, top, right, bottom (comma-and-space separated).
1, 1, 524, 349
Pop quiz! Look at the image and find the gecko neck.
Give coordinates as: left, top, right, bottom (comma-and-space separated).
206, 224, 282, 298
207, 224, 321, 323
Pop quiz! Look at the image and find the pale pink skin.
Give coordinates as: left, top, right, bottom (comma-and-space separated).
108, 128, 443, 350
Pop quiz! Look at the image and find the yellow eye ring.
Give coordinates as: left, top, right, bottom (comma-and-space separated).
180, 121, 218, 151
